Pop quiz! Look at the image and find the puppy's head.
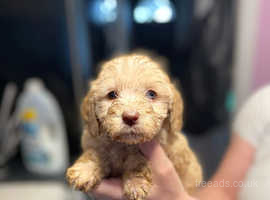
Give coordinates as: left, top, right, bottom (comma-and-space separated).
81, 54, 183, 144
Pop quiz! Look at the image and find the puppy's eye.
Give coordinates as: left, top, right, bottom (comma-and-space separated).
146, 90, 157, 100
107, 91, 118, 100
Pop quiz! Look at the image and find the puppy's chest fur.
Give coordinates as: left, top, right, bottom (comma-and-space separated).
108, 144, 139, 177
90, 137, 142, 177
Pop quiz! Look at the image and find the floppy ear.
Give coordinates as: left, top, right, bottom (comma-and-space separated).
81, 89, 99, 137
169, 83, 184, 133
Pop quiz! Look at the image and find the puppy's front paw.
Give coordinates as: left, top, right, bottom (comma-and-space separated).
66, 162, 101, 192
124, 178, 152, 200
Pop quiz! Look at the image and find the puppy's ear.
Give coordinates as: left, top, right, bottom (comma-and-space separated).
81, 89, 99, 137
169, 84, 184, 133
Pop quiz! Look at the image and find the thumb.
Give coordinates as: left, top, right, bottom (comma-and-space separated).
139, 140, 187, 196
139, 140, 173, 171
140, 140, 186, 193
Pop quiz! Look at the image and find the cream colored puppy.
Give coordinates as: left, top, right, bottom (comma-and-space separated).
66, 54, 202, 200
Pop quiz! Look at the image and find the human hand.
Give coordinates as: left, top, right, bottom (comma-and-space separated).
91, 140, 196, 200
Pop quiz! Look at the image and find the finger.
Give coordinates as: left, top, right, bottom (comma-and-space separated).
139, 140, 171, 168
91, 178, 123, 200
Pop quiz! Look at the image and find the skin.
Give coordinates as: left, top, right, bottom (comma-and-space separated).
91, 134, 256, 200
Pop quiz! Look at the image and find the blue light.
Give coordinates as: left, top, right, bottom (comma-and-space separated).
153, 5, 173, 23
133, 0, 175, 24
134, 6, 152, 24
88, 0, 118, 25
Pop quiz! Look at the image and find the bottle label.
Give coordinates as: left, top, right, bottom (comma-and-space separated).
20, 108, 51, 169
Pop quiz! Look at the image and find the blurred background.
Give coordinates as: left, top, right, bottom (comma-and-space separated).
0, 0, 269, 199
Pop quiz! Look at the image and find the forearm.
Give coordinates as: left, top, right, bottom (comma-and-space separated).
192, 174, 237, 200
195, 186, 231, 200
193, 134, 255, 200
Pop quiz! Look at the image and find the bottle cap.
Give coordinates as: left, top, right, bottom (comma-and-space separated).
24, 78, 44, 92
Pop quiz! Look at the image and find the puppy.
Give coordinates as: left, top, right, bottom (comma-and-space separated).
66, 54, 202, 200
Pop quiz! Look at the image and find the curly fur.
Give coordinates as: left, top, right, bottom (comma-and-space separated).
66, 54, 202, 200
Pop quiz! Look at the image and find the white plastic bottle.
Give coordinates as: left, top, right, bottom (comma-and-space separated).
17, 78, 69, 175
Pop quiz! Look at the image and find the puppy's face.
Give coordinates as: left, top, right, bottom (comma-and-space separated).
82, 55, 183, 144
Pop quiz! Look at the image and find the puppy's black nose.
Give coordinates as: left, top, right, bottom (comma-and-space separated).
122, 111, 139, 126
